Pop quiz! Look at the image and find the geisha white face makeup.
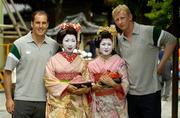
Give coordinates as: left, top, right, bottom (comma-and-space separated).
62, 34, 77, 54
99, 38, 113, 56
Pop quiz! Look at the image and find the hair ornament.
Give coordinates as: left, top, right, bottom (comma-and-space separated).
58, 23, 81, 33
97, 25, 117, 37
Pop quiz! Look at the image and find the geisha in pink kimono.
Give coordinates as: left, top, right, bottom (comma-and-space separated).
88, 26, 129, 118
44, 23, 91, 118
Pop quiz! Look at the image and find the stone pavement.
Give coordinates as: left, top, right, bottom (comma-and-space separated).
0, 91, 180, 118
161, 97, 180, 118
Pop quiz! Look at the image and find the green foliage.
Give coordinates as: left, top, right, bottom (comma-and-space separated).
111, 0, 174, 28
145, 0, 173, 28
112, 0, 151, 23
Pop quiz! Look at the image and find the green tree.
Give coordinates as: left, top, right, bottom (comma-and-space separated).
112, 0, 175, 28
112, 0, 151, 24
145, 0, 173, 29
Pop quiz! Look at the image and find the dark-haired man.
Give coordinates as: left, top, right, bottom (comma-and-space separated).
4, 10, 59, 118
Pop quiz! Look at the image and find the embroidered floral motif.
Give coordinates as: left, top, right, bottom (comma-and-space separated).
55, 72, 81, 80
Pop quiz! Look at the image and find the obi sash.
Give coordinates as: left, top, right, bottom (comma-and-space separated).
55, 72, 81, 81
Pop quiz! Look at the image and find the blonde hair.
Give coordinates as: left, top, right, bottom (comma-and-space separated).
112, 4, 131, 19
97, 25, 117, 37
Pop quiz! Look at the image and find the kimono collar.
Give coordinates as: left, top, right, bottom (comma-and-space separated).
60, 52, 77, 63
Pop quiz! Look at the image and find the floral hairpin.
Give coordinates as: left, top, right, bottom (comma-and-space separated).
97, 25, 117, 37
57, 23, 81, 33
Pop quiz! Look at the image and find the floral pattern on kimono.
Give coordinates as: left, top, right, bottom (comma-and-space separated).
88, 54, 129, 118
44, 52, 90, 118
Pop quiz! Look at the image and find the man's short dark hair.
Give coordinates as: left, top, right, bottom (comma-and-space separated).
31, 10, 48, 22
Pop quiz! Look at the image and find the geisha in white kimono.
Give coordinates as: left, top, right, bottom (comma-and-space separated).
44, 23, 91, 118
88, 26, 129, 118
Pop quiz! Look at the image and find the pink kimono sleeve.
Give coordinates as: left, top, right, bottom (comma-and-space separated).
44, 58, 68, 97
118, 59, 129, 95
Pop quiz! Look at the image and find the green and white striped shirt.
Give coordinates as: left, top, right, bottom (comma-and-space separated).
4, 32, 59, 101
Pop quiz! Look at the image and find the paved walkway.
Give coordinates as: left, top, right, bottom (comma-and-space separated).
0, 91, 10, 118
0, 91, 180, 118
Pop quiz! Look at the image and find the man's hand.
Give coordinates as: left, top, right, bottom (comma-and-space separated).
6, 98, 14, 114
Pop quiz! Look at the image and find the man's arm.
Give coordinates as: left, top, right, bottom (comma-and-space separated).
158, 42, 177, 75
4, 70, 14, 114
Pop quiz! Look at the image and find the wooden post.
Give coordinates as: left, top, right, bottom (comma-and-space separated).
171, 0, 179, 118
1, 0, 22, 37
10, 0, 29, 31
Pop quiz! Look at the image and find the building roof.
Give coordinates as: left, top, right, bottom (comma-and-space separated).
46, 12, 99, 36
3, 3, 31, 15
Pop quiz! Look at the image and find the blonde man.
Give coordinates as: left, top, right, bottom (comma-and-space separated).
112, 4, 176, 118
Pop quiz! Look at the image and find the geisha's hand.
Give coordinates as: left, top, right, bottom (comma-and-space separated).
92, 83, 103, 91
100, 74, 120, 88
73, 86, 90, 95
67, 84, 77, 93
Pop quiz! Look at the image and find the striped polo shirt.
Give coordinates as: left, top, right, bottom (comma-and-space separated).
4, 32, 59, 101
117, 22, 176, 95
